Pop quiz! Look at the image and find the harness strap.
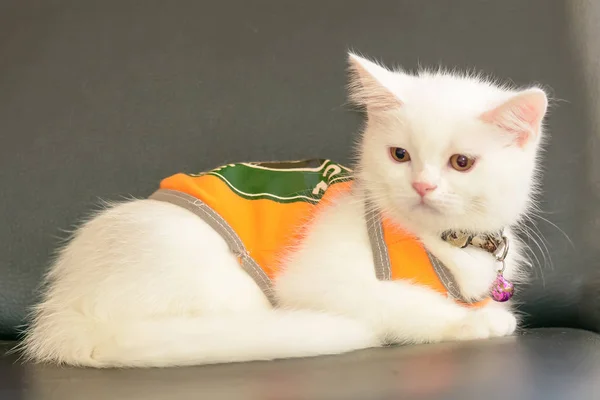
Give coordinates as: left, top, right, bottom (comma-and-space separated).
364, 202, 392, 281
149, 189, 278, 306
150, 188, 481, 307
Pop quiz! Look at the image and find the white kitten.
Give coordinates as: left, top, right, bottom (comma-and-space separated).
20, 53, 548, 367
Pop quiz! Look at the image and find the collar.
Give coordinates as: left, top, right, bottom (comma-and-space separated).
441, 230, 508, 261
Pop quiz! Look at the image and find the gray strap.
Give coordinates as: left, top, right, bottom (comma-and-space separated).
364, 200, 391, 281
427, 252, 483, 304
149, 189, 277, 306
426, 251, 464, 302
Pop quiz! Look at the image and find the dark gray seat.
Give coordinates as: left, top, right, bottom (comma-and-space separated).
1, 1, 599, 399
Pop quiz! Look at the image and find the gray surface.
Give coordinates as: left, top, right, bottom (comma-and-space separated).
1, 0, 600, 399
2, 328, 600, 400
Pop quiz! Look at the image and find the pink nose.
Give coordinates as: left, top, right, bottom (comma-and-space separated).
412, 181, 437, 197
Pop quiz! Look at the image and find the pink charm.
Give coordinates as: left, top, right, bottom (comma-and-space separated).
490, 273, 514, 302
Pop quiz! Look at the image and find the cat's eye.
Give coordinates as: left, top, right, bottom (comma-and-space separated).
390, 147, 411, 163
449, 154, 475, 172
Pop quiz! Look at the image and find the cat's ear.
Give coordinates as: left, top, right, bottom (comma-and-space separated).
480, 88, 548, 147
347, 53, 403, 111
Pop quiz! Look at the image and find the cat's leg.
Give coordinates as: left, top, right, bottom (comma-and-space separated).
275, 196, 516, 345
417, 233, 519, 339
277, 250, 517, 344
278, 270, 509, 344
447, 302, 517, 340
21, 199, 375, 367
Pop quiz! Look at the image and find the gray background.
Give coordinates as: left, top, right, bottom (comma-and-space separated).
1, 0, 599, 339
1, 1, 600, 399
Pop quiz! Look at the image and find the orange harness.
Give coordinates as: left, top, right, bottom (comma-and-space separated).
150, 159, 490, 308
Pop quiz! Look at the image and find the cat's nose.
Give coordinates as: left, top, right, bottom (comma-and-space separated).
412, 181, 437, 197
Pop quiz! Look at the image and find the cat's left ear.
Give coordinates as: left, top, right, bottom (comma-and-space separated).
347, 53, 403, 112
480, 88, 548, 147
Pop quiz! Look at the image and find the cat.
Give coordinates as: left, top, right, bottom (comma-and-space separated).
20, 52, 548, 368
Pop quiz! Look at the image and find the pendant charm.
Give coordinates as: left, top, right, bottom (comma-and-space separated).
490, 272, 514, 302
490, 234, 514, 302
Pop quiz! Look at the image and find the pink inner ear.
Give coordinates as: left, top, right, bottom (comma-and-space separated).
480, 90, 547, 147
481, 105, 530, 147
347, 54, 403, 111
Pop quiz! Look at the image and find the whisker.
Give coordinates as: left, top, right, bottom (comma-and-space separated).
531, 214, 574, 248
515, 224, 549, 287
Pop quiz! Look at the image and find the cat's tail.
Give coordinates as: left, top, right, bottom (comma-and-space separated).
18, 309, 377, 368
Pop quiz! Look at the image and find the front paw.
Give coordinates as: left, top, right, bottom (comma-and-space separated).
481, 306, 517, 337
443, 307, 517, 342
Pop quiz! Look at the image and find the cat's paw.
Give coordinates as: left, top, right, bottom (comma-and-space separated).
481, 306, 517, 337
443, 307, 517, 342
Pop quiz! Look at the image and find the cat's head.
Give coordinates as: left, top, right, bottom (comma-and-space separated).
348, 53, 549, 235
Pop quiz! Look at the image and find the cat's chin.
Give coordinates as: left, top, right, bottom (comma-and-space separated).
411, 201, 443, 215
387, 205, 494, 237
383, 206, 448, 236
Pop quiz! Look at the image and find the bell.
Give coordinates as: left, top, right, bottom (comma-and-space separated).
490, 273, 514, 302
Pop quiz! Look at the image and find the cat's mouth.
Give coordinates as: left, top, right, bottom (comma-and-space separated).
412, 199, 442, 214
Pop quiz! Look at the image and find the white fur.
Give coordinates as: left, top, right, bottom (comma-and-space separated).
20, 53, 548, 367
